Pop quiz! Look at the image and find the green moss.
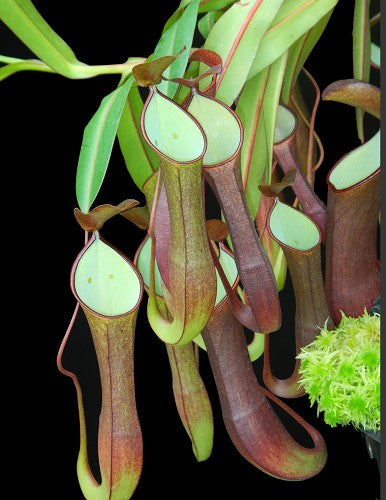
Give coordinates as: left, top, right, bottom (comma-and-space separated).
297, 311, 380, 432
324, 411, 340, 427
337, 360, 356, 379
360, 349, 379, 369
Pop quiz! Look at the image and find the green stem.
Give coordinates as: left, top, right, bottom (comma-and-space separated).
0, 56, 145, 79
76, 59, 145, 79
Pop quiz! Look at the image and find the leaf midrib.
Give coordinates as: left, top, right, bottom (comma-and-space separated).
216, 0, 264, 90
264, 0, 316, 38
82, 89, 122, 211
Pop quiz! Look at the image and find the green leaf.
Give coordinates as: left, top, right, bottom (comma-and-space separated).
198, 11, 223, 39
162, 0, 192, 32
76, 77, 134, 213
281, 8, 333, 104
0, 1, 145, 79
353, 0, 371, 142
236, 68, 269, 218
163, 0, 235, 32
117, 86, 158, 192
0, 0, 82, 78
154, 0, 200, 98
281, 34, 308, 106
0, 57, 55, 81
236, 50, 287, 219
198, 0, 237, 13
291, 8, 333, 82
261, 51, 289, 184
201, 0, 283, 105
248, 0, 338, 79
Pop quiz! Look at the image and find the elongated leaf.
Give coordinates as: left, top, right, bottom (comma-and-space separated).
261, 51, 289, 185
236, 68, 269, 218
353, 0, 371, 142
236, 51, 287, 218
163, 0, 235, 32
117, 86, 158, 192
154, 0, 199, 98
76, 77, 133, 213
0, 1, 145, 79
163, 0, 193, 32
281, 34, 308, 106
0, 0, 83, 77
198, 11, 223, 39
201, 0, 283, 105
291, 9, 333, 82
198, 0, 237, 13
237, 53, 288, 290
248, 0, 338, 79
281, 9, 333, 104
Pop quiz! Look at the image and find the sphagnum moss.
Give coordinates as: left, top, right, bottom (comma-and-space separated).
297, 311, 380, 432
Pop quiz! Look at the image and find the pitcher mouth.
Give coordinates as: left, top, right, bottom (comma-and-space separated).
327, 166, 380, 193
185, 90, 244, 168
70, 232, 144, 319
141, 87, 207, 166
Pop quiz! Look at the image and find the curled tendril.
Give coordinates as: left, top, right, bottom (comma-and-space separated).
291, 68, 325, 180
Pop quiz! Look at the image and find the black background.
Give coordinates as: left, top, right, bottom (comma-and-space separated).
0, 1, 381, 499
